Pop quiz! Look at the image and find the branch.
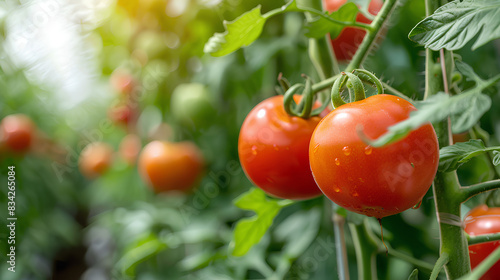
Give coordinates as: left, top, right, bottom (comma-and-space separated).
467, 232, 500, 246
460, 179, 500, 203
430, 252, 449, 280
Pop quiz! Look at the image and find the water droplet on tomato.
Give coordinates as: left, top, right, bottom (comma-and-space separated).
334, 158, 340, 166
364, 146, 372, 155
333, 186, 340, 193
342, 146, 351, 156
273, 144, 279, 151
251, 145, 258, 155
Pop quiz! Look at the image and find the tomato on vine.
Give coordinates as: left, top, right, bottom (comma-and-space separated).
238, 95, 327, 200
138, 140, 204, 193
464, 205, 500, 280
323, 0, 383, 61
309, 94, 439, 218
78, 142, 114, 179
0, 114, 36, 153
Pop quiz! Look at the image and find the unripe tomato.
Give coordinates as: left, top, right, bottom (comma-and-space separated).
119, 134, 142, 165
78, 142, 114, 179
238, 95, 327, 200
310, 94, 439, 218
138, 141, 204, 193
170, 83, 216, 130
464, 205, 500, 280
323, 0, 383, 61
0, 114, 36, 153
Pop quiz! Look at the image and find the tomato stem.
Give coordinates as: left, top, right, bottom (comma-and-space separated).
345, 0, 398, 72
430, 252, 449, 280
348, 219, 380, 280
467, 232, 500, 245
461, 179, 500, 203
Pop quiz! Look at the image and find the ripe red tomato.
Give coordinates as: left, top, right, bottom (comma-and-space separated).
0, 114, 36, 153
138, 141, 204, 193
309, 94, 439, 218
238, 95, 327, 200
464, 205, 500, 280
323, 0, 383, 61
78, 142, 114, 179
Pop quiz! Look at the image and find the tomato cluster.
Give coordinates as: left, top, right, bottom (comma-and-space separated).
464, 205, 500, 280
238, 92, 439, 219
108, 69, 139, 129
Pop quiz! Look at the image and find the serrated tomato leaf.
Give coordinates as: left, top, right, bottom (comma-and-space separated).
231, 188, 293, 257
439, 140, 486, 172
409, 0, 500, 51
204, 6, 266, 57
305, 2, 359, 39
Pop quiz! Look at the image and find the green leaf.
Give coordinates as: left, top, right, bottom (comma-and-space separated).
439, 140, 487, 172
450, 93, 491, 133
204, 6, 266, 57
305, 3, 359, 39
367, 64, 499, 147
409, 0, 500, 51
117, 234, 167, 276
231, 188, 293, 257
408, 269, 419, 280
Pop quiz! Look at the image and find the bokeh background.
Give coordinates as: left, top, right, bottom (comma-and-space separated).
1, 0, 500, 279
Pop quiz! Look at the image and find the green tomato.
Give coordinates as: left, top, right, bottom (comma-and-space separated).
170, 83, 217, 130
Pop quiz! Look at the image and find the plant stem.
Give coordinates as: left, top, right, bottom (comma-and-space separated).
387, 247, 434, 272
297, 0, 340, 79
348, 219, 379, 280
345, 0, 398, 72
467, 232, 500, 245
333, 206, 350, 280
430, 252, 449, 280
425, 1, 471, 278
461, 179, 500, 203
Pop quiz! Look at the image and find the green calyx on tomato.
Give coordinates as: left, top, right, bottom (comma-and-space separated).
238, 95, 326, 200
464, 205, 500, 280
309, 94, 439, 218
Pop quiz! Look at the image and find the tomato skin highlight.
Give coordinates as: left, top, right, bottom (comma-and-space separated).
309, 94, 439, 218
138, 141, 204, 193
238, 95, 325, 200
323, 0, 383, 61
464, 205, 500, 280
